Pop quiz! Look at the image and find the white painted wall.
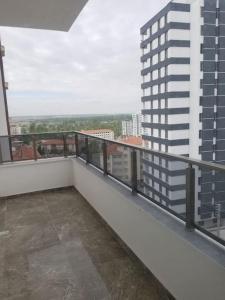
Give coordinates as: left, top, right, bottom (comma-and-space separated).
168, 129, 189, 139
72, 159, 225, 300
168, 47, 190, 58
168, 29, 190, 40
168, 114, 189, 124
0, 158, 73, 197
167, 10, 190, 23
168, 81, 190, 92
168, 145, 189, 154
167, 98, 189, 108
167, 64, 190, 75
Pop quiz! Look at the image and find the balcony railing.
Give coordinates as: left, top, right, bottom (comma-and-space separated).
0, 131, 225, 247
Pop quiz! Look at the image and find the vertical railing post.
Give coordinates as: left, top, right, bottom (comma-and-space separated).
216, 203, 222, 238
0, 138, 3, 163
102, 141, 108, 175
75, 133, 79, 157
186, 164, 195, 230
8, 136, 13, 161
32, 135, 37, 161
63, 133, 67, 157
131, 149, 138, 194
85, 136, 89, 164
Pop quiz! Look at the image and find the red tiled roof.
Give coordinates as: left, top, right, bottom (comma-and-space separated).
119, 136, 143, 146
81, 129, 113, 134
107, 143, 122, 155
12, 144, 41, 160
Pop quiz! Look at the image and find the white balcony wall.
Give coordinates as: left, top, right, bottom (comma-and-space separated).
168, 47, 190, 58
0, 158, 73, 197
168, 29, 190, 41
167, 64, 190, 75
167, 98, 189, 108
168, 114, 189, 124
167, 11, 190, 23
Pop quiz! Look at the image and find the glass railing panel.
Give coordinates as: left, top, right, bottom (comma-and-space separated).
194, 165, 225, 243
138, 150, 187, 219
106, 142, 132, 187
88, 136, 104, 170
77, 133, 87, 160
35, 133, 65, 159
65, 133, 76, 156
10, 135, 34, 161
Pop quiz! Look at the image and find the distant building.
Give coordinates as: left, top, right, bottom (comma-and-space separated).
81, 129, 114, 140
10, 123, 22, 135
122, 114, 142, 137
39, 139, 75, 156
132, 114, 142, 137
12, 143, 41, 161
104, 136, 143, 186
122, 120, 133, 136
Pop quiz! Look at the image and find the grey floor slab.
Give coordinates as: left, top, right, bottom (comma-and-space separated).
0, 188, 173, 300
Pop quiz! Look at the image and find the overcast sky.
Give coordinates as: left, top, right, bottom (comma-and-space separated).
1, 0, 168, 116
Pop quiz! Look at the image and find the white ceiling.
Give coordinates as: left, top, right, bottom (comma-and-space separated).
0, 0, 88, 31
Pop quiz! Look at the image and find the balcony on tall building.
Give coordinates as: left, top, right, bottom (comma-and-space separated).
0, 131, 225, 300
0, 0, 225, 299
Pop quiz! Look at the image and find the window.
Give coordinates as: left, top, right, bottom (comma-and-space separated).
160, 50, 165, 62
160, 33, 165, 45
160, 16, 165, 28
152, 38, 158, 50
152, 22, 158, 34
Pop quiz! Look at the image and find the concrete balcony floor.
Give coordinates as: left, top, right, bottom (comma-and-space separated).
0, 187, 173, 300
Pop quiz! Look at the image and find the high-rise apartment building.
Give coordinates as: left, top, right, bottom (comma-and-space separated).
122, 114, 142, 136
132, 114, 142, 136
81, 129, 115, 140
141, 0, 225, 220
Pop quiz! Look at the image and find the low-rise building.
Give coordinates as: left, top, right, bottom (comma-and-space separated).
10, 123, 22, 135
81, 129, 114, 140
122, 114, 142, 137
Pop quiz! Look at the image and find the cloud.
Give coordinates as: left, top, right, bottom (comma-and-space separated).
0, 0, 169, 116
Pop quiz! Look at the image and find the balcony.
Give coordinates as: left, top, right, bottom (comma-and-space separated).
0, 132, 225, 299
0, 187, 173, 299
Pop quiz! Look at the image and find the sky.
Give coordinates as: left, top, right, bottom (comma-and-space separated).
0, 0, 168, 116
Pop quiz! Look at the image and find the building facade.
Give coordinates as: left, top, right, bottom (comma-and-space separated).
122, 114, 142, 136
140, 0, 225, 221
122, 120, 133, 136
10, 123, 22, 135
81, 129, 114, 140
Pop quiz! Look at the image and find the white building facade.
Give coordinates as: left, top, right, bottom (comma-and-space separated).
122, 114, 142, 136
141, 0, 225, 221
122, 120, 133, 136
81, 129, 115, 140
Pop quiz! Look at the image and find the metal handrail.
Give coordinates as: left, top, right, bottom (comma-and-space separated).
1, 131, 225, 172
